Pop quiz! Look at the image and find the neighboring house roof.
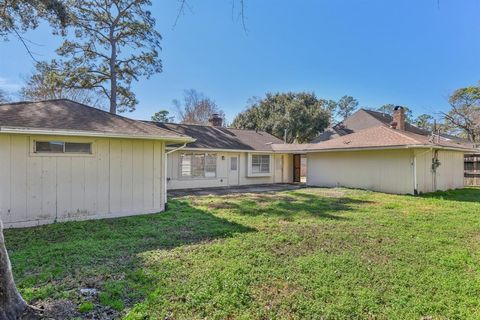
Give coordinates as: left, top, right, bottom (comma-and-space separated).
305, 125, 476, 152
150, 122, 284, 151
313, 108, 465, 143
0, 99, 192, 142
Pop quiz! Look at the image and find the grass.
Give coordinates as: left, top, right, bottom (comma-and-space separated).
5, 187, 480, 319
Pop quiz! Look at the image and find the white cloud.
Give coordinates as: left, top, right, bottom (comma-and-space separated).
0, 77, 22, 93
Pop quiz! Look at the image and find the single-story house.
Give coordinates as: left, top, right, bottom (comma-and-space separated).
0, 99, 193, 228
304, 107, 476, 194
150, 115, 303, 190
313, 107, 480, 186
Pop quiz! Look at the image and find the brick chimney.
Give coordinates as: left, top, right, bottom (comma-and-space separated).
208, 113, 223, 127
392, 106, 406, 131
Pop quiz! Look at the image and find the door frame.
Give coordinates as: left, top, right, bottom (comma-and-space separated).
228, 154, 240, 186
293, 154, 301, 183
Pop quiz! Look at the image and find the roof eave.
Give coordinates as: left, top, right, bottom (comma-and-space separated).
305, 144, 476, 153
0, 126, 195, 143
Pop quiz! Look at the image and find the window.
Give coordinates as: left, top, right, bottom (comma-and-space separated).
180, 153, 217, 178
35, 141, 92, 154
230, 157, 238, 171
252, 155, 270, 173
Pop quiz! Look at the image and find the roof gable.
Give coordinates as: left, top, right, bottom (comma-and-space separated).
313, 108, 430, 143
306, 125, 474, 152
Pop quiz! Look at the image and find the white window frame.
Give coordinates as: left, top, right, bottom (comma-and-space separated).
179, 152, 217, 179
30, 137, 95, 157
247, 153, 273, 177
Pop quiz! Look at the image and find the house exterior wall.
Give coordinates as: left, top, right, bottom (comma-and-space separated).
0, 134, 166, 228
415, 149, 464, 193
306, 149, 415, 194
307, 148, 465, 195
166, 151, 293, 190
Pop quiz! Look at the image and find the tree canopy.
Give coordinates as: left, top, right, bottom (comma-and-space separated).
336, 95, 358, 121
21, 61, 105, 108
175, 89, 225, 125
48, 0, 162, 114
231, 92, 330, 143
414, 114, 434, 130
151, 109, 174, 123
442, 85, 480, 142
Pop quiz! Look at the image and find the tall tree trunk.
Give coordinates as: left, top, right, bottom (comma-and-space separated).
109, 30, 117, 114
0, 220, 27, 319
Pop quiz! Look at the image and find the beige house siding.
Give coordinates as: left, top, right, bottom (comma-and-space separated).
415, 149, 464, 193
307, 149, 415, 194
307, 149, 465, 194
166, 151, 293, 190
0, 134, 166, 228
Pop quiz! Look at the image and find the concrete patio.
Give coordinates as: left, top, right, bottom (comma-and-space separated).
168, 183, 305, 197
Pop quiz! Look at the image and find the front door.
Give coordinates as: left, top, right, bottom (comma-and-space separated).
293, 154, 301, 183
228, 154, 240, 186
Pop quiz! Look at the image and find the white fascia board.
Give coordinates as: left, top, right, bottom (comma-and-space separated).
305, 144, 475, 153
164, 147, 302, 154
0, 126, 195, 143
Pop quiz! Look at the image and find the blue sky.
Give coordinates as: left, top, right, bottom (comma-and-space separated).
1, 0, 479, 123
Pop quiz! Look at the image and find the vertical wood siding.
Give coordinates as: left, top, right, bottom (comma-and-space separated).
0, 134, 165, 228
307, 149, 415, 194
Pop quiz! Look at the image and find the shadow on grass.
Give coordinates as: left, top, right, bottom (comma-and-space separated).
4, 199, 254, 303
205, 191, 373, 220
419, 187, 480, 203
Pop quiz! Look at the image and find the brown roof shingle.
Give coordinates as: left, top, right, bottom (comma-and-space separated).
0, 99, 190, 141
151, 122, 284, 151
305, 125, 476, 152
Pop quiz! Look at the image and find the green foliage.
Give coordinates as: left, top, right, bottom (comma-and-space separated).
232, 92, 331, 143
51, 0, 162, 113
6, 188, 480, 318
78, 301, 94, 313
336, 95, 359, 120
414, 113, 434, 130
151, 109, 173, 123
21, 61, 105, 108
99, 281, 126, 311
0, 0, 67, 39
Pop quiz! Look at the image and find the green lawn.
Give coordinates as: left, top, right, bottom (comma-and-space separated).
5, 187, 480, 319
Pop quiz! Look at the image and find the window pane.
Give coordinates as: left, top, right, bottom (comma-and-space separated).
230, 157, 238, 171
205, 154, 217, 177
180, 154, 192, 177
252, 155, 270, 173
65, 142, 91, 153
192, 154, 205, 177
36, 141, 64, 153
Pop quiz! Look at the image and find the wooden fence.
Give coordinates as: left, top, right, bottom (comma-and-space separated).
465, 154, 480, 186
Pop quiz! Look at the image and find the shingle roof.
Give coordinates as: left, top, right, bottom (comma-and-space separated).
0, 99, 190, 141
305, 125, 476, 152
150, 122, 284, 151
312, 108, 448, 143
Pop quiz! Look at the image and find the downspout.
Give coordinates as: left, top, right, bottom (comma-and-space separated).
164, 143, 187, 205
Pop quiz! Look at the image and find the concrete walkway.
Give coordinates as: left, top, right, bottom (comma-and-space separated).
168, 183, 305, 197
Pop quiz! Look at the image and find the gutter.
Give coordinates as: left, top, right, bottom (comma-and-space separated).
166, 143, 187, 155
0, 126, 195, 143
304, 144, 477, 153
